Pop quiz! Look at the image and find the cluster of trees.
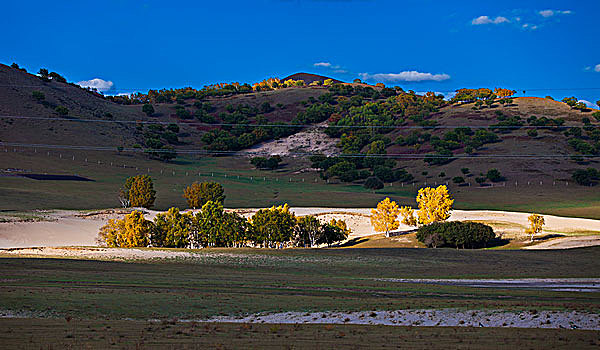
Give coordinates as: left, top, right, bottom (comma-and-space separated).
99, 203, 350, 249
450, 88, 515, 105
309, 148, 414, 185
369, 185, 454, 237
369, 186, 497, 248
251, 156, 282, 170
139, 123, 178, 161
572, 168, 600, 186
562, 97, 590, 111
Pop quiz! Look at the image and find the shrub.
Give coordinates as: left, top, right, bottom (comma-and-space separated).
527, 129, 538, 137
452, 176, 465, 184
486, 168, 505, 182
364, 176, 384, 190
31, 91, 45, 101
142, 103, 155, 116
55, 105, 69, 115
251, 156, 282, 170
416, 221, 495, 249
460, 168, 470, 175
572, 168, 599, 186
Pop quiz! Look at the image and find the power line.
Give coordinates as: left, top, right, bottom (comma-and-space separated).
2, 141, 598, 159
1, 115, 595, 130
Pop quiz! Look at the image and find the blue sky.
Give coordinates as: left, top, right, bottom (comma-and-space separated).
2, 0, 599, 104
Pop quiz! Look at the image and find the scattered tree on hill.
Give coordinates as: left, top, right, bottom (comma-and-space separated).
142, 103, 155, 116
364, 176, 384, 190
572, 168, 600, 186
31, 91, 45, 101
38, 68, 49, 80
120, 175, 156, 208
525, 214, 545, 242
486, 168, 505, 182
55, 105, 69, 115
494, 88, 516, 98
183, 182, 225, 209
370, 197, 400, 237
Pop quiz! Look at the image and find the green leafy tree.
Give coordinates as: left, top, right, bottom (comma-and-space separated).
294, 215, 322, 247
250, 204, 296, 248
142, 103, 155, 116
152, 207, 192, 247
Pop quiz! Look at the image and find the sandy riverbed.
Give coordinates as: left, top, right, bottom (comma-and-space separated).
201, 309, 600, 330
1, 208, 599, 249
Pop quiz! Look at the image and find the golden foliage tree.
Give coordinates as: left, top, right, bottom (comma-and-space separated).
183, 182, 225, 209
416, 185, 454, 225
525, 214, 545, 241
370, 197, 400, 237
98, 211, 152, 248
493, 88, 516, 98
121, 175, 156, 208
399, 206, 417, 227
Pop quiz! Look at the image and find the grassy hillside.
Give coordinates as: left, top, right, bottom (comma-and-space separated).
1, 63, 599, 214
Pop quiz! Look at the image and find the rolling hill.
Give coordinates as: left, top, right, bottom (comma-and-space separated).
1, 62, 599, 213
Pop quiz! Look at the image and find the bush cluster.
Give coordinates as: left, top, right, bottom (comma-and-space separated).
99, 203, 350, 249
416, 221, 496, 249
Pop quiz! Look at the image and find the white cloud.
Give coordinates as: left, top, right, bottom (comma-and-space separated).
472, 16, 509, 25
522, 23, 538, 30
314, 62, 332, 68
595, 64, 600, 72
359, 71, 451, 83
539, 9, 572, 17
334, 69, 348, 74
77, 78, 114, 92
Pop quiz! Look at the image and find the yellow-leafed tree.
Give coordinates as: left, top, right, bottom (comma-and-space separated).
370, 197, 400, 237
97, 210, 152, 248
525, 214, 545, 241
416, 185, 454, 225
399, 206, 417, 227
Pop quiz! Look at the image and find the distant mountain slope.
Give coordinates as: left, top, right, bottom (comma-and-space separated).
281, 72, 343, 85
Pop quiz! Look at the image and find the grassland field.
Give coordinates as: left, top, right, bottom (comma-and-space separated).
1, 247, 600, 348
1, 149, 600, 218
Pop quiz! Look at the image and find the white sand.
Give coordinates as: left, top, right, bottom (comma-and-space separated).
200, 309, 600, 330
1, 208, 599, 249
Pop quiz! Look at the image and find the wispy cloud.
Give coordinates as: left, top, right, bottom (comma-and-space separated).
359, 71, 451, 83
77, 78, 114, 92
595, 64, 600, 73
313, 62, 332, 68
471, 16, 509, 25
539, 9, 572, 17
